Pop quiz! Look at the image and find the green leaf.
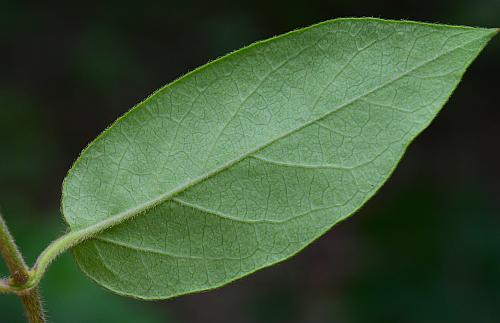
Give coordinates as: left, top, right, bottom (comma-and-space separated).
61, 18, 497, 299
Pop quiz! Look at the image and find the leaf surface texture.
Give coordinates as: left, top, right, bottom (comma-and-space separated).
62, 18, 497, 299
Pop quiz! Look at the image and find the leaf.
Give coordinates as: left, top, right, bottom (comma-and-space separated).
61, 18, 497, 299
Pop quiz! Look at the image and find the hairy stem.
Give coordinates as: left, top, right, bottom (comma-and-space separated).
20, 289, 45, 323
4, 205, 129, 293
27, 206, 140, 290
0, 211, 46, 323
0, 214, 29, 281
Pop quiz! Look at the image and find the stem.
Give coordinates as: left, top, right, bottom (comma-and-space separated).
28, 203, 146, 290
0, 211, 46, 323
7, 183, 170, 292
29, 230, 83, 289
20, 289, 45, 323
0, 214, 29, 281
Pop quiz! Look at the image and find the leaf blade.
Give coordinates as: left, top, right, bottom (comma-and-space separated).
62, 18, 497, 299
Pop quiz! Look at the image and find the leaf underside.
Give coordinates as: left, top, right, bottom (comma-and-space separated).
61, 18, 496, 299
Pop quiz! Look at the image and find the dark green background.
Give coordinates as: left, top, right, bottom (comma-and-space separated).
1, 1, 499, 322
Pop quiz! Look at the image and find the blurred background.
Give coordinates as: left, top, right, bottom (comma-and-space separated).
0, 1, 499, 322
